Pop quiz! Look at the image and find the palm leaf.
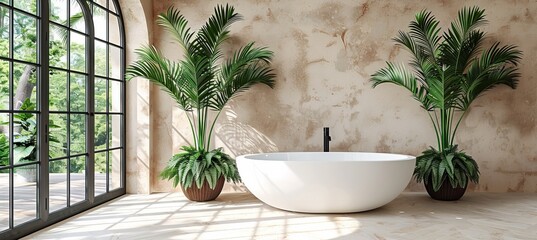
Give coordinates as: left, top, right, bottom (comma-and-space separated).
426, 68, 463, 110
463, 43, 522, 109
157, 7, 195, 52
197, 4, 242, 64
409, 10, 442, 60
213, 43, 275, 110
126, 45, 192, 111
371, 62, 431, 109
440, 6, 487, 73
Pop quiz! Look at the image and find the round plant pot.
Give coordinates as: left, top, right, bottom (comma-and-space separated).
181, 176, 225, 202
425, 178, 468, 201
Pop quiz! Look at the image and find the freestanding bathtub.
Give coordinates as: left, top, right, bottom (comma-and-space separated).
236, 152, 415, 213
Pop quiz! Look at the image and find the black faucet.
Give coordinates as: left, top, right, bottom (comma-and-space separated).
323, 127, 331, 152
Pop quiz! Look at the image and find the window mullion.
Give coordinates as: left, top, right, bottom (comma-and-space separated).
7, 0, 14, 230
82, 0, 96, 204
37, 0, 50, 222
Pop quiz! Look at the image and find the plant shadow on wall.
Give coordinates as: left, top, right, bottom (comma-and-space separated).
371, 6, 521, 201
126, 5, 276, 201
215, 107, 278, 157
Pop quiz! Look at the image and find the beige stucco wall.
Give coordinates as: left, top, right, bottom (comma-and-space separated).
124, 0, 537, 193
122, 0, 153, 193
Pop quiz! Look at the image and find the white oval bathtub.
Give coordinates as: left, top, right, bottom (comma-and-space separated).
236, 152, 415, 213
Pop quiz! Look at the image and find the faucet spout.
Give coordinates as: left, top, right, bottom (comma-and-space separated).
323, 127, 331, 152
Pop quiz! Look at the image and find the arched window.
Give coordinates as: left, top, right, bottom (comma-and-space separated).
0, 0, 125, 238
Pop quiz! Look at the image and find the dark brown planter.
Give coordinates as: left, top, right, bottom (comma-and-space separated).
425, 178, 468, 201
181, 176, 225, 202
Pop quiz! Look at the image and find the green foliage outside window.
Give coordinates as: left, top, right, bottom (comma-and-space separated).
0, 1, 114, 174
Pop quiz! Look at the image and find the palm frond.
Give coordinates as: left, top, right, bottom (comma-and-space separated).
440, 6, 487, 73
441, 29, 486, 74
371, 62, 430, 109
463, 43, 522, 108
197, 4, 242, 63
212, 43, 275, 110
178, 54, 216, 109
157, 7, 195, 52
456, 6, 488, 35
126, 45, 192, 110
409, 10, 442, 61
427, 66, 465, 110
394, 31, 430, 84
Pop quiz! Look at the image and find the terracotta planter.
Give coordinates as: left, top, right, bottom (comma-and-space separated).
425, 178, 468, 201
181, 176, 225, 202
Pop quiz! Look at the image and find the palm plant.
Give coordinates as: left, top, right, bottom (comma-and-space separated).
126, 5, 275, 193
371, 7, 521, 193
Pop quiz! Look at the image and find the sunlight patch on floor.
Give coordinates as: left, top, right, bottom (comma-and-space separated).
23, 192, 537, 240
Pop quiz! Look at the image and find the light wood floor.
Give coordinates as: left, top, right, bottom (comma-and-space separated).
24, 192, 537, 240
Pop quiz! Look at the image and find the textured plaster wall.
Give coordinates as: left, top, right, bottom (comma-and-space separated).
125, 0, 537, 193
122, 0, 153, 193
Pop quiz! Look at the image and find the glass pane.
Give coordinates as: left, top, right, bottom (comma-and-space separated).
14, 0, 36, 15
93, 0, 107, 8
70, 73, 85, 112
109, 45, 121, 79
109, 150, 121, 190
69, 0, 85, 33
13, 62, 37, 109
13, 113, 38, 165
49, 70, 67, 111
49, 114, 67, 159
70, 114, 86, 154
0, 168, 8, 231
14, 164, 37, 226
94, 114, 106, 150
50, 0, 68, 24
109, 13, 120, 46
13, 12, 37, 63
109, 0, 117, 14
0, 6, 10, 58
109, 80, 121, 112
95, 77, 106, 112
70, 156, 85, 204
70, 31, 86, 73
0, 59, 9, 110
49, 159, 67, 212
49, 24, 68, 69
94, 151, 106, 196
0, 113, 9, 167
109, 115, 120, 148
94, 41, 107, 77
93, 4, 106, 40
0, 0, 8, 5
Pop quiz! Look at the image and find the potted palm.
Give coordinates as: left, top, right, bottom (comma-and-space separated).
371, 7, 521, 201
126, 5, 276, 201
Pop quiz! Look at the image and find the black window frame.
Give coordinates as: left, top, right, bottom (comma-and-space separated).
0, 0, 126, 238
